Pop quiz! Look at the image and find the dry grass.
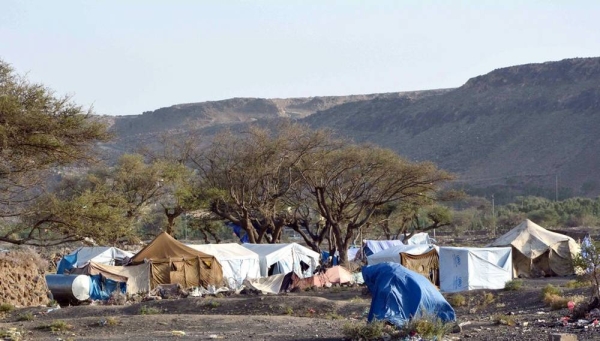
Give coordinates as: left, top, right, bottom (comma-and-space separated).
504, 279, 523, 291
543, 293, 569, 310
447, 294, 466, 308
342, 321, 386, 340
493, 313, 517, 326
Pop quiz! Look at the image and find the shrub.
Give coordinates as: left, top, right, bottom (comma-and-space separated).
543, 293, 569, 310
0, 327, 23, 341
16, 312, 34, 321
504, 279, 523, 291
0, 303, 15, 313
400, 314, 452, 340
447, 294, 466, 308
480, 292, 495, 306
565, 279, 590, 289
38, 320, 74, 332
541, 284, 562, 298
139, 305, 161, 315
342, 321, 386, 340
493, 313, 516, 326
204, 300, 220, 309
283, 306, 293, 316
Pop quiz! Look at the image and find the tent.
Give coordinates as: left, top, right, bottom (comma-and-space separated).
70, 261, 151, 295
438, 247, 512, 293
400, 248, 440, 286
362, 262, 456, 327
242, 243, 320, 278
488, 219, 581, 277
130, 232, 223, 289
363, 234, 433, 257
244, 273, 295, 294
57, 247, 133, 274
367, 244, 436, 265
291, 266, 354, 289
186, 243, 260, 289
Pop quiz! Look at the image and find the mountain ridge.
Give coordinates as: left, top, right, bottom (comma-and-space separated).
105, 57, 600, 197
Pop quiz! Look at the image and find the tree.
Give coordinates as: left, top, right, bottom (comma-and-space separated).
298, 144, 453, 266
194, 122, 333, 244
0, 59, 111, 245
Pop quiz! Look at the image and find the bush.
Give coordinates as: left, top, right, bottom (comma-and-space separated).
504, 279, 523, 291
447, 294, 466, 308
283, 306, 293, 316
0, 303, 15, 313
565, 279, 590, 289
493, 313, 516, 326
0, 327, 23, 341
139, 305, 161, 315
480, 292, 495, 306
35, 320, 74, 333
400, 314, 452, 340
16, 312, 34, 321
342, 321, 386, 340
541, 284, 562, 298
543, 293, 569, 310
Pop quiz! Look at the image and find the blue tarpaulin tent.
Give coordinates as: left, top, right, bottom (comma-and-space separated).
362, 262, 456, 327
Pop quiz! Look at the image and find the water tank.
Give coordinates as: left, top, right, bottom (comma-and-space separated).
45, 274, 90, 305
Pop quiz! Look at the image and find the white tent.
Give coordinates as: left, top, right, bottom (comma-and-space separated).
364, 233, 433, 256
439, 246, 513, 293
367, 244, 437, 265
242, 243, 320, 278
187, 243, 261, 288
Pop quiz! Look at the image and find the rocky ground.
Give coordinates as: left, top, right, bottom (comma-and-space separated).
2, 276, 600, 340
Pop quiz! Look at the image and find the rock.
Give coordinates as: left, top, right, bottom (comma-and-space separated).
549, 334, 578, 341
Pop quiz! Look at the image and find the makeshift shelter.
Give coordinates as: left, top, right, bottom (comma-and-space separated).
488, 219, 581, 277
400, 248, 440, 286
130, 232, 223, 289
291, 265, 354, 290
57, 247, 133, 275
362, 263, 455, 327
244, 273, 295, 294
438, 247, 512, 292
69, 262, 151, 295
186, 243, 260, 289
242, 243, 320, 278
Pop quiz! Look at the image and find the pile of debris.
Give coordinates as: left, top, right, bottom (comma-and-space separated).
0, 249, 50, 307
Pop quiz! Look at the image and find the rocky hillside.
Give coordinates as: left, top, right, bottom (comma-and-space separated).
105, 57, 600, 197
304, 57, 600, 195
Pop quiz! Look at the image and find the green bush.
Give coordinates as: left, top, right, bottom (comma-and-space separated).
493, 313, 516, 326
504, 279, 523, 291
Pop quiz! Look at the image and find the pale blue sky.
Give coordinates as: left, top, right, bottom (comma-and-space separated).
2, 1, 600, 116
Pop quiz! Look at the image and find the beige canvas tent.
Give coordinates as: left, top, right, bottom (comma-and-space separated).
130, 232, 223, 289
488, 219, 580, 277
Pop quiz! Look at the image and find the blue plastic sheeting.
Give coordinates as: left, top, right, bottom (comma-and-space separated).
56, 253, 78, 274
89, 275, 126, 300
362, 262, 456, 327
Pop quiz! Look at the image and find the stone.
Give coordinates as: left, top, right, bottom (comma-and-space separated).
549, 334, 578, 341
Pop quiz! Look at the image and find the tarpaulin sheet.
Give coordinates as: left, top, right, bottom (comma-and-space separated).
362, 262, 455, 327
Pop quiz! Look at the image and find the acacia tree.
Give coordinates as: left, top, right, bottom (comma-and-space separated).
195, 122, 332, 244
0, 59, 111, 245
298, 145, 454, 266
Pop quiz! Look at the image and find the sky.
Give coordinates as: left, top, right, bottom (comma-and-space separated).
2, 1, 600, 116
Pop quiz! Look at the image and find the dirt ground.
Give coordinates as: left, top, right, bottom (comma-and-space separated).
2, 277, 600, 341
